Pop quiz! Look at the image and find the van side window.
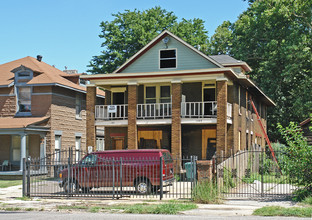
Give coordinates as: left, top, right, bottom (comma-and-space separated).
81, 154, 97, 165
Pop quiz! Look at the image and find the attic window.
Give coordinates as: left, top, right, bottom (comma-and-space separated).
160, 49, 176, 69
18, 72, 30, 77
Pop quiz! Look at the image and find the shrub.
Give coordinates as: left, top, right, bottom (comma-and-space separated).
192, 180, 222, 204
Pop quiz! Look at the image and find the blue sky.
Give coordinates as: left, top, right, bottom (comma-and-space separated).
0, 0, 248, 73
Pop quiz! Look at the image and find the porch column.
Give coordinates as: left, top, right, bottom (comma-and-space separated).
127, 83, 138, 149
20, 133, 26, 171
86, 85, 96, 152
171, 82, 182, 160
40, 135, 47, 171
216, 78, 228, 157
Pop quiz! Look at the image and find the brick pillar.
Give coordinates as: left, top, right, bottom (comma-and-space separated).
171, 82, 182, 160
127, 84, 138, 149
216, 79, 227, 157
228, 84, 239, 155
86, 85, 96, 152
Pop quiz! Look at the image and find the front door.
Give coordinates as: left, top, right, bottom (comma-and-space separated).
112, 138, 124, 150
203, 88, 216, 116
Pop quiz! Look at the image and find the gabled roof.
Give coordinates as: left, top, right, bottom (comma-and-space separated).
0, 56, 105, 97
209, 55, 252, 72
114, 30, 223, 73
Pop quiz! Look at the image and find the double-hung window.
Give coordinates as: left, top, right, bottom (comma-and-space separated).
160, 49, 176, 69
76, 94, 82, 119
17, 87, 31, 113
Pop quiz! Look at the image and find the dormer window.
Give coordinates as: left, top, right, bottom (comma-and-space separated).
18, 71, 31, 78
160, 49, 176, 69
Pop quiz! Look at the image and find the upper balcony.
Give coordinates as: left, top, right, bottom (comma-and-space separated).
95, 101, 232, 126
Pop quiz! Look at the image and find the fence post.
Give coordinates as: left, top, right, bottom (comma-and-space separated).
261, 148, 264, 197
120, 158, 123, 198
22, 158, 26, 197
26, 157, 30, 197
112, 158, 115, 199
160, 156, 163, 200
67, 148, 71, 197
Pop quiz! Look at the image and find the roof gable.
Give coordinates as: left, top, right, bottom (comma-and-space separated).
116, 31, 222, 73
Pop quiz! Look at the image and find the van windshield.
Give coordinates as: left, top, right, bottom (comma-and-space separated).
162, 152, 173, 163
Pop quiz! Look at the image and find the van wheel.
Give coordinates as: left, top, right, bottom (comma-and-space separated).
81, 187, 92, 193
135, 179, 151, 195
64, 179, 79, 193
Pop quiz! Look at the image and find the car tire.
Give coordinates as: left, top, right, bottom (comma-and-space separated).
64, 179, 79, 193
135, 179, 151, 195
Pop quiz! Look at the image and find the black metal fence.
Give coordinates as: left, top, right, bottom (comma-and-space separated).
214, 148, 298, 198
23, 149, 198, 200
23, 147, 299, 200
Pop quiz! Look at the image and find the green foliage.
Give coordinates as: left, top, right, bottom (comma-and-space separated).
253, 206, 312, 217
88, 6, 210, 74
211, 0, 312, 140
192, 181, 223, 204
223, 168, 236, 189
302, 196, 312, 205
277, 120, 312, 192
124, 202, 197, 214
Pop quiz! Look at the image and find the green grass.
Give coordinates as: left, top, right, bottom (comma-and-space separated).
253, 206, 312, 217
15, 197, 32, 201
0, 180, 22, 188
192, 181, 223, 204
56, 205, 89, 210
55, 202, 197, 214
242, 173, 289, 184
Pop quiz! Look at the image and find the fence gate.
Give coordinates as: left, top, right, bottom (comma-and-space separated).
215, 148, 298, 199
23, 148, 198, 200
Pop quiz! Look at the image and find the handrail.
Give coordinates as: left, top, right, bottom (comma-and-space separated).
95, 105, 128, 120
181, 101, 217, 118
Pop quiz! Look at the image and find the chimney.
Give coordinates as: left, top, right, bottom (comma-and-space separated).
37, 55, 43, 62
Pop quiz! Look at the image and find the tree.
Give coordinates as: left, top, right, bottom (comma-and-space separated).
88, 7, 210, 74
210, 0, 312, 140
277, 119, 312, 194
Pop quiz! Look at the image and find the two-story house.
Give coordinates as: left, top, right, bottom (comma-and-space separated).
83, 31, 275, 161
0, 56, 105, 171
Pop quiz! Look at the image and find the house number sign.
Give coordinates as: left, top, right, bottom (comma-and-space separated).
108, 105, 117, 113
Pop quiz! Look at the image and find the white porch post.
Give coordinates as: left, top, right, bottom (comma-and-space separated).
20, 133, 26, 171
40, 135, 47, 171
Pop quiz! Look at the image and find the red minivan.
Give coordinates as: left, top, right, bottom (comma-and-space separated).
59, 149, 174, 194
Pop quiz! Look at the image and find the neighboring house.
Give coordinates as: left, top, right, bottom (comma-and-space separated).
300, 118, 312, 145
82, 31, 275, 161
0, 56, 105, 171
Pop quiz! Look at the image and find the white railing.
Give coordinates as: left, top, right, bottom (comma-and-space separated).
137, 103, 172, 119
95, 105, 128, 120
181, 101, 217, 118
227, 103, 232, 119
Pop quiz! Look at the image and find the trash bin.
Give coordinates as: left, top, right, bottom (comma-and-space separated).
185, 162, 196, 180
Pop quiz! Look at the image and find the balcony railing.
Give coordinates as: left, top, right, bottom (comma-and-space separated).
95, 102, 232, 120
95, 104, 128, 120
137, 103, 172, 119
181, 101, 217, 118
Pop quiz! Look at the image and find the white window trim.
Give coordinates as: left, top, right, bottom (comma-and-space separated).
159, 48, 177, 70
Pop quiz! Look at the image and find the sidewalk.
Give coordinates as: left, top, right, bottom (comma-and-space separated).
0, 185, 300, 216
